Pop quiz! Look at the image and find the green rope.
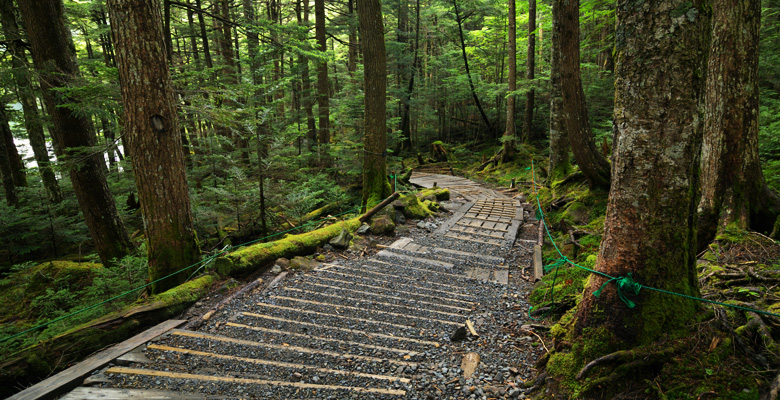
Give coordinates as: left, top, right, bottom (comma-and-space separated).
0, 195, 388, 345
527, 160, 780, 319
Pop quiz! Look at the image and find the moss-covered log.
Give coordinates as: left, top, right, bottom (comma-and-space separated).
0, 275, 215, 398
214, 218, 362, 276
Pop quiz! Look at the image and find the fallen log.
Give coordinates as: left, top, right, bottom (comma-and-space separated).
359, 192, 400, 223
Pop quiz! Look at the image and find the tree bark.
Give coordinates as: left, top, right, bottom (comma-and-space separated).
296, 0, 317, 155
0, 106, 19, 207
0, 0, 60, 202
570, 0, 709, 354
0, 106, 26, 187
548, 0, 571, 181
18, 0, 133, 268
522, 0, 536, 143
501, 0, 516, 162
697, 0, 780, 249
195, 0, 213, 69
358, 0, 392, 207
557, 0, 610, 189
108, 0, 201, 294
315, 0, 331, 155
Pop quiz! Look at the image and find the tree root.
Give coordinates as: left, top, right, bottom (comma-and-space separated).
715, 307, 771, 369
576, 344, 681, 380
762, 367, 780, 400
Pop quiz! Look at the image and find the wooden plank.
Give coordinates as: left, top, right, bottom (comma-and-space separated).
60, 387, 227, 400
9, 319, 186, 400
174, 328, 420, 365
466, 319, 479, 337
444, 234, 502, 246
146, 344, 412, 383
105, 367, 407, 396
449, 227, 504, 239
533, 244, 544, 280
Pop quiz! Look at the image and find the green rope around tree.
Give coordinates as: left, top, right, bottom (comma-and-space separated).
527, 160, 780, 320
0, 196, 388, 345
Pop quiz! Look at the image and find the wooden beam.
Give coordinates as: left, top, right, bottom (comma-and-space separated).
9, 320, 185, 400
533, 244, 544, 281
359, 191, 400, 223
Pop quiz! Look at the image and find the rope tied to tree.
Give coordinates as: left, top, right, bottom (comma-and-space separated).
593, 273, 642, 308
527, 160, 780, 320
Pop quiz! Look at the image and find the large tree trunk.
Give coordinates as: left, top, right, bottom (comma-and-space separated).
547, 0, 571, 181
108, 0, 201, 294
0, 106, 19, 207
501, 0, 516, 162
522, 0, 536, 143
551, 2, 710, 394
0, 0, 61, 202
697, 0, 780, 249
557, 0, 610, 189
358, 0, 391, 207
18, 0, 133, 268
315, 0, 331, 157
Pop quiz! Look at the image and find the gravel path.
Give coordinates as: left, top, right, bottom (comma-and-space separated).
71, 174, 544, 399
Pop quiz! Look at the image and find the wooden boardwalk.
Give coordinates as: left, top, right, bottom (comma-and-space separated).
14, 173, 530, 399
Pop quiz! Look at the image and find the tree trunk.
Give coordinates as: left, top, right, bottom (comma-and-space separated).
553, 1, 710, 391
358, 0, 391, 207
108, 0, 201, 294
347, 0, 358, 76
557, 0, 610, 189
0, 0, 61, 202
0, 105, 26, 188
18, 0, 133, 268
501, 0, 516, 162
315, 0, 331, 155
522, 0, 536, 143
399, 0, 420, 152
299, 0, 317, 155
697, 0, 780, 250
547, 0, 571, 181
0, 106, 19, 207
453, 0, 493, 137
195, 0, 213, 69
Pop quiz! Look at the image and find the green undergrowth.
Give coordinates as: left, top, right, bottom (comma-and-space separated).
529, 176, 780, 399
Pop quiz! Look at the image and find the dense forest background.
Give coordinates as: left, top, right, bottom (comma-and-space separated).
2, 0, 780, 395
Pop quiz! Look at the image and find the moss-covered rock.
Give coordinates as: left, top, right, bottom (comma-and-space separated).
289, 256, 320, 271
399, 193, 433, 220
418, 187, 450, 201
370, 215, 396, 235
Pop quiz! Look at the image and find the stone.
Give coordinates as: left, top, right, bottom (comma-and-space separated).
450, 326, 467, 342
356, 223, 370, 234
271, 264, 282, 274
329, 229, 352, 249
290, 256, 320, 271
370, 215, 396, 235
275, 258, 290, 269
461, 352, 480, 379
396, 213, 406, 224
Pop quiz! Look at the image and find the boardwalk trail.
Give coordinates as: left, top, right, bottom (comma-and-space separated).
56, 173, 543, 400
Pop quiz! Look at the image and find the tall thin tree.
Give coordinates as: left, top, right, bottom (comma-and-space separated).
17, 0, 134, 267
501, 0, 516, 162
522, 0, 535, 142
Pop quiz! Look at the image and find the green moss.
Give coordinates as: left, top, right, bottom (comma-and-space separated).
417, 188, 450, 201
399, 193, 433, 220
215, 218, 361, 276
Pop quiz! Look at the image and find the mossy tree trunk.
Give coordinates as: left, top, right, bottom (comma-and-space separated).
0, 106, 25, 188
547, 0, 571, 181
18, 0, 134, 268
557, 0, 610, 190
552, 0, 710, 390
501, 0, 517, 162
697, 0, 780, 250
358, 0, 392, 207
0, 0, 61, 203
108, 0, 201, 294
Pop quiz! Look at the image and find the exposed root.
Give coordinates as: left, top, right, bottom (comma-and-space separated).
762, 368, 780, 400
576, 344, 681, 381
715, 307, 771, 369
